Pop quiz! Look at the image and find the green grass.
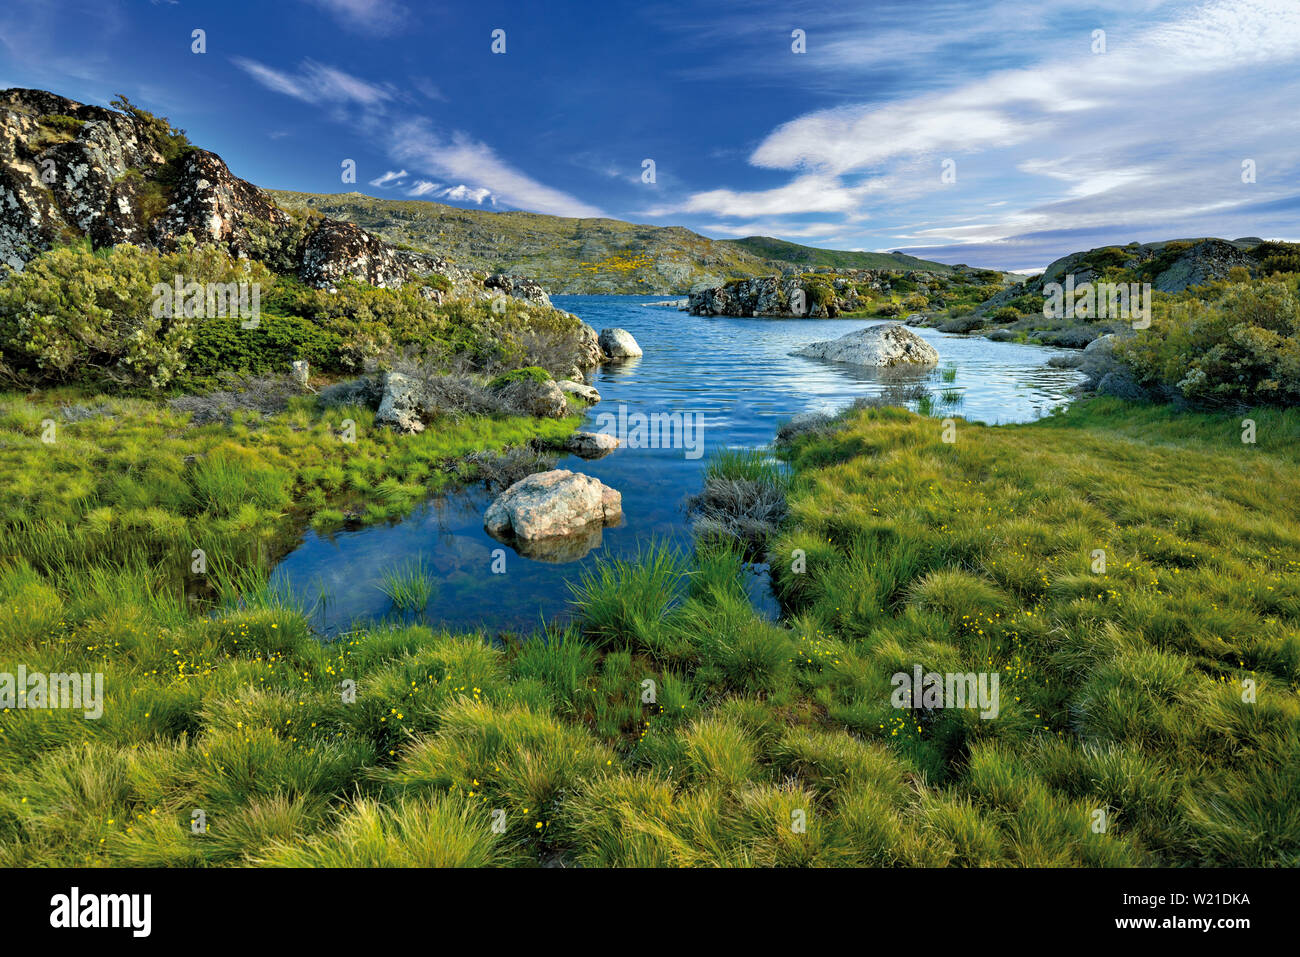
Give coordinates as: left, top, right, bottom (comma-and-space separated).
703, 447, 789, 487
0, 388, 578, 591
376, 558, 435, 613
1, 395, 1297, 866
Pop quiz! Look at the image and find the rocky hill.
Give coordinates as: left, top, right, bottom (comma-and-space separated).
0, 88, 551, 308
976, 237, 1269, 316
269, 190, 959, 295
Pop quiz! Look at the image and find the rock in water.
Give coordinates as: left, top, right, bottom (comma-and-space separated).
565, 431, 620, 459
598, 327, 643, 359
484, 469, 622, 543
792, 323, 939, 367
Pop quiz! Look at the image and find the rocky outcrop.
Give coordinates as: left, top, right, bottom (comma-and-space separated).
485, 273, 553, 308
688, 270, 942, 318
152, 148, 288, 254
792, 323, 939, 367
484, 469, 622, 545
977, 237, 1265, 317
0, 87, 553, 309
565, 431, 619, 459
598, 327, 642, 359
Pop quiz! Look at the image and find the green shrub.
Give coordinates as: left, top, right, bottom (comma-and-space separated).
1253, 241, 1300, 276
0, 242, 273, 389
992, 306, 1021, 323
1120, 278, 1300, 407
489, 366, 552, 389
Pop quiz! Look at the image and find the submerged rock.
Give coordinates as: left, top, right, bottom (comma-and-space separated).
792, 322, 939, 367
565, 430, 619, 459
484, 469, 622, 545
598, 327, 642, 359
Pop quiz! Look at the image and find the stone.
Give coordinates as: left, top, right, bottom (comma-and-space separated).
576, 322, 603, 368
290, 360, 310, 388
483, 469, 622, 543
565, 430, 620, 459
558, 379, 600, 404
792, 322, 939, 367
598, 327, 642, 359
375, 371, 424, 434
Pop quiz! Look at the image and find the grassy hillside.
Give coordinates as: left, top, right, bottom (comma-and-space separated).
269, 190, 957, 295
730, 236, 959, 275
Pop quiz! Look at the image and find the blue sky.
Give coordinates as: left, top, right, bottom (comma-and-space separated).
1, 0, 1298, 270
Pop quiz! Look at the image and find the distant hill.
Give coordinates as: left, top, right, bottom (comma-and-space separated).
728, 236, 958, 274
268, 190, 958, 294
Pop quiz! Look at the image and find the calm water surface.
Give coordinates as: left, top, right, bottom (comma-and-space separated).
271, 295, 1084, 635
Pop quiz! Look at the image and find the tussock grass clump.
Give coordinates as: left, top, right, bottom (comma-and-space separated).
376, 557, 435, 612
686, 449, 789, 558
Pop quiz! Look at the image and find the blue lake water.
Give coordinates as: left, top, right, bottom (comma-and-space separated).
270, 295, 1085, 636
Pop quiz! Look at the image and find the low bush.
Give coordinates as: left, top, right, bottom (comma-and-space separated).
1119, 278, 1300, 407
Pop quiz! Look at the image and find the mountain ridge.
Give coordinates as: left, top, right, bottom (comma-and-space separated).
268, 189, 961, 295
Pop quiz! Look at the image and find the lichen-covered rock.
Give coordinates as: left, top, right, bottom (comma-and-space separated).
485, 273, 553, 308
0, 89, 164, 270
298, 219, 413, 289
375, 371, 425, 434
576, 322, 603, 368
793, 323, 939, 367
598, 327, 642, 359
153, 148, 289, 254
484, 469, 622, 543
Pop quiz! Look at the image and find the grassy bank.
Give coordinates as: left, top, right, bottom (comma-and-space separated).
0, 389, 578, 591
1, 398, 1297, 866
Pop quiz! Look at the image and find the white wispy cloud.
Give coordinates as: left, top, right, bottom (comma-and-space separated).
390, 119, 604, 218
231, 57, 396, 106
645, 174, 886, 218
301, 0, 407, 36
369, 169, 407, 187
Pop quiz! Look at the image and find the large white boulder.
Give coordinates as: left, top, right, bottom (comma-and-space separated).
484, 469, 622, 542
792, 322, 939, 367
598, 327, 643, 359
